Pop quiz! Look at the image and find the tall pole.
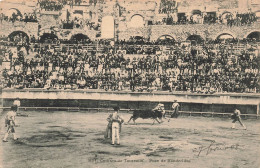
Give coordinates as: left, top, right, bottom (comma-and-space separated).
257, 103, 259, 119
114, 18, 116, 54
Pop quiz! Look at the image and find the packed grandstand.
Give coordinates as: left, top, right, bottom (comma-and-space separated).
0, 0, 259, 93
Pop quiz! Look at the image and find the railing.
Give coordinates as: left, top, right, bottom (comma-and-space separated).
0, 107, 259, 119
29, 43, 105, 52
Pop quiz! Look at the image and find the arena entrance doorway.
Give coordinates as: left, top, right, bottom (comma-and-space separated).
129, 14, 145, 28
157, 35, 175, 45
101, 16, 114, 39
39, 33, 58, 43
246, 31, 260, 41
8, 31, 29, 43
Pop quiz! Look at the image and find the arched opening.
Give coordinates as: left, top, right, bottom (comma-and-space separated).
6, 8, 23, 18
192, 10, 202, 15
8, 31, 29, 44
157, 35, 175, 45
101, 16, 114, 39
191, 10, 202, 24
70, 34, 91, 43
215, 33, 234, 43
186, 35, 204, 44
129, 14, 145, 28
247, 31, 260, 41
221, 12, 233, 23
216, 33, 234, 40
40, 33, 58, 43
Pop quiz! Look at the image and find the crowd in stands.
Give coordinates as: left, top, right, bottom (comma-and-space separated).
38, 0, 103, 10
0, 2, 259, 93
1, 1, 257, 28
224, 12, 257, 26
1, 35, 259, 94
38, 0, 67, 11
61, 19, 100, 30
0, 33, 31, 55
156, 12, 257, 26
158, 0, 177, 14
0, 12, 37, 23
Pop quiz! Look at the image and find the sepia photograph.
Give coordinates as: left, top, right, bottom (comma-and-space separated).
0, 0, 259, 167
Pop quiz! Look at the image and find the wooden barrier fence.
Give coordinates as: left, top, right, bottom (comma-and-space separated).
0, 107, 259, 119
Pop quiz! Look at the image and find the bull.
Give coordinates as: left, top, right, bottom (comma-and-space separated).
127, 109, 164, 125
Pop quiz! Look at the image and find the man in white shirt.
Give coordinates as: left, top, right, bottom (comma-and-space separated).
231, 109, 246, 130
171, 100, 180, 118
106, 107, 124, 145
3, 105, 18, 142
13, 97, 21, 114
152, 103, 166, 121
13, 98, 20, 107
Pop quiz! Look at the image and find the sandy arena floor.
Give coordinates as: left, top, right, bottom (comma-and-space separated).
0, 110, 259, 168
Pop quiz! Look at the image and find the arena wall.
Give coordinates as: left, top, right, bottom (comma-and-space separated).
116, 23, 260, 41
149, 23, 260, 41
2, 90, 260, 116
0, 22, 38, 39
1, 19, 258, 42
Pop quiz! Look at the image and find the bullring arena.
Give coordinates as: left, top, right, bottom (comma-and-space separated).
0, 0, 260, 167
0, 106, 260, 168
0, 90, 260, 168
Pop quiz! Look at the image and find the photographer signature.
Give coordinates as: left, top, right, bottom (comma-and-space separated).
192, 140, 239, 157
